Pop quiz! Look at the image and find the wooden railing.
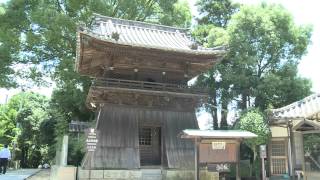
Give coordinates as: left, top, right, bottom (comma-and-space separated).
92, 78, 208, 95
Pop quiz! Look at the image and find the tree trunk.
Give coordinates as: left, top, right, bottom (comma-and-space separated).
252, 146, 257, 177
21, 145, 29, 168
241, 92, 248, 110
211, 88, 219, 130
220, 90, 229, 130
208, 81, 219, 130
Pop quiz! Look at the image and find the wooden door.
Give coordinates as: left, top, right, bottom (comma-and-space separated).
139, 127, 161, 166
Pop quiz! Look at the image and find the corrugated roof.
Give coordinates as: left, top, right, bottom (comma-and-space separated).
180, 129, 257, 139
270, 94, 320, 121
79, 13, 223, 55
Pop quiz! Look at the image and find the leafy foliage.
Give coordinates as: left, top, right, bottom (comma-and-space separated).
0, 92, 56, 168
304, 133, 320, 154
237, 109, 270, 150
226, 4, 312, 109
194, 2, 312, 130
236, 109, 270, 176
196, 0, 239, 27
0, 105, 18, 144
0, 0, 192, 123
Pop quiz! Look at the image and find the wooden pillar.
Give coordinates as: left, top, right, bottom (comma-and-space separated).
194, 138, 200, 180
236, 141, 240, 180
133, 68, 138, 80
287, 120, 296, 177
162, 71, 166, 83
161, 127, 164, 170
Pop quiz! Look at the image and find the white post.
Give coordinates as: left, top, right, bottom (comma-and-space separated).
260, 145, 267, 180
262, 159, 266, 180
60, 135, 69, 166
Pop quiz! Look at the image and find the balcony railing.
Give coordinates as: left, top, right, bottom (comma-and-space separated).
92, 78, 208, 95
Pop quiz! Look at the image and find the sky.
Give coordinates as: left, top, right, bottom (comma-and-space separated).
0, 0, 320, 109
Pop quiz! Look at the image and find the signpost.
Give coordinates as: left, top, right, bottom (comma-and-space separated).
87, 128, 98, 151
86, 128, 98, 180
260, 145, 267, 180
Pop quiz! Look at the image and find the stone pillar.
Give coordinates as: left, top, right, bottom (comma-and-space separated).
60, 135, 69, 166
293, 131, 305, 170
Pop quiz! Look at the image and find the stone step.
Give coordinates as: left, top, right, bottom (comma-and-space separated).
141, 169, 162, 180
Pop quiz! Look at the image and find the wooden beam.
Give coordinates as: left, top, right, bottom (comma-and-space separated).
302, 130, 320, 134
236, 141, 240, 180
194, 138, 200, 180
92, 86, 208, 98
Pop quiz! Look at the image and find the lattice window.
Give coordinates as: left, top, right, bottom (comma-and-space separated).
271, 140, 288, 175
272, 159, 287, 174
271, 141, 286, 156
139, 128, 152, 146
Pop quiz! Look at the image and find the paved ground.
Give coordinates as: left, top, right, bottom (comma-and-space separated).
305, 172, 320, 180
0, 169, 40, 180
26, 169, 50, 180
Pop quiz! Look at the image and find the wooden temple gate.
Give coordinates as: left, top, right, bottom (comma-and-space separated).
76, 14, 224, 179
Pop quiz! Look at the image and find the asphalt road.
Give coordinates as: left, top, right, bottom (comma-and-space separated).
0, 169, 40, 180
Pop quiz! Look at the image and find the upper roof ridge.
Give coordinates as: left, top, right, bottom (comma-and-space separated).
92, 13, 189, 33
272, 93, 320, 113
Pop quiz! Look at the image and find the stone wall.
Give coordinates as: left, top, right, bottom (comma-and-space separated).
78, 169, 219, 180
50, 165, 76, 180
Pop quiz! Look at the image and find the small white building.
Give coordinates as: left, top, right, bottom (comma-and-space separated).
268, 94, 320, 178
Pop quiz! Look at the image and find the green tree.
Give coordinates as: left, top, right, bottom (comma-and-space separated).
196, 0, 239, 27
225, 4, 312, 110
193, 0, 238, 130
255, 62, 312, 109
236, 109, 271, 176
0, 0, 192, 123
194, 3, 312, 130
0, 104, 18, 145
159, 0, 192, 27
1, 92, 52, 168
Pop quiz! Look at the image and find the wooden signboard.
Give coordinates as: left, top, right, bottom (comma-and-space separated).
199, 142, 238, 163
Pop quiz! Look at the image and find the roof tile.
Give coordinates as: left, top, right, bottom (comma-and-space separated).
86, 14, 219, 53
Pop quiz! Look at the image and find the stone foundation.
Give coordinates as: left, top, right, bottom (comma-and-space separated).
78, 169, 219, 180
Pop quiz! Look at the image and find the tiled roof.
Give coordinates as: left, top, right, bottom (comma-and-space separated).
292, 119, 320, 131
270, 94, 320, 121
180, 129, 257, 139
79, 13, 223, 55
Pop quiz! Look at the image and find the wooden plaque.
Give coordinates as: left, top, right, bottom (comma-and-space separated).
199, 142, 238, 163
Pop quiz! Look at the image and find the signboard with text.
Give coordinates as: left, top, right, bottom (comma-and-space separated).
200, 142, 238, 163
86, 128, 98, 152
212, 142, 226, 150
